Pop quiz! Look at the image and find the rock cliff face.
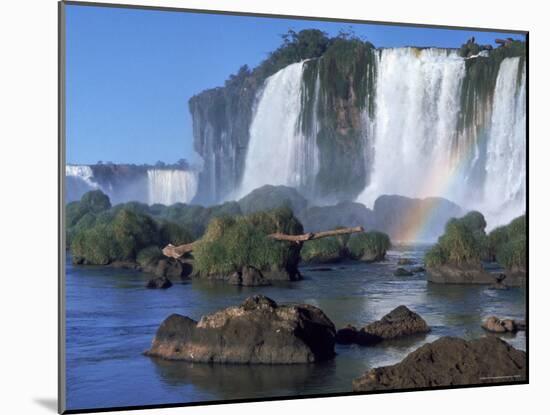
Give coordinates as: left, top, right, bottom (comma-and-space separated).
189, 70, 260, 204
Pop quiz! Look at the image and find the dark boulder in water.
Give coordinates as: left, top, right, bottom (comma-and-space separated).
149, 259, 193, 280
394, 267, 414, 277
336, 306, 430, 345
426, 264, 495, 284
145, 295, 336, 364
228, 266, 271, 287
352, 336, 526, 391
360, 305, 430, 343
335, 325, 359, 344
482, 316, 526, 333
298, 201, 375, 233
373, 195, 463, 242
146, 276, 173, 289
238, 185, 308, 215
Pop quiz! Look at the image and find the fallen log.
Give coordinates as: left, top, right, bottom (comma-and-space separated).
162, 242, 196, 259
268, 226, 364, 243
162, 226, 365, 259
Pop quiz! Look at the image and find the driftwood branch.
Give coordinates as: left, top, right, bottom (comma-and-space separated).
162, 226, 364, 259
268, 226, 364, 243
162, 243, 196, 259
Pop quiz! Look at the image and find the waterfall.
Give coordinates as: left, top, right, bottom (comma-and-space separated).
65, 165, 101, 201
66, 165, 99, 189
194, 44, 525, 231
358, 48, 467, 206
237, 61, 319, 198
357, 49, 526, 229
147, 169, 198, 205
482, 57, 526, 227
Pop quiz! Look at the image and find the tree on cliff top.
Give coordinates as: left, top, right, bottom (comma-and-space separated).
254, 29, 331, 80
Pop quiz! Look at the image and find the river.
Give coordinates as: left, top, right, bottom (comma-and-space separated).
65, 244, 525, 410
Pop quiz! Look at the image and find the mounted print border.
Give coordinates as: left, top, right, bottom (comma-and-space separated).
59, 1, 529, 413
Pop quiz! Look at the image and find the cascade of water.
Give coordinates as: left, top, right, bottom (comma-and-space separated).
358, 48, 467, 206
198, 47, 526, 232
66, 165, 99, 189
482, 57, 526, 227
147, 170, 198, 205
237, 61, 319, 198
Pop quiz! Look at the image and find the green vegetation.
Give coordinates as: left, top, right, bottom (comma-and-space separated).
425, 211, 526, 270
301, 229, 391, 263
71, 208, 159, 265
67, 190, 195, 266
425, 211, 487, 267
136, 246, 164, 268
154, 201, 242, 239
237, 185, 308, 215
301, 237, 345, 263
348, 231, 391, 261
459, 40, 526, 134
193, 207, 303, 277
487, 215, 526, 269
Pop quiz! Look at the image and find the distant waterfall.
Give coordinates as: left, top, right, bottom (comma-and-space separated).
237, 61, 319, 198
147, 170, 198, 205
66, 165, 99, 189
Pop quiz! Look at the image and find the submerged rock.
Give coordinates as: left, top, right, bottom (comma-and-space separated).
394, 267, 413, 277
146, 276, 173, 289
145, 295, 336, 364
412, 266, 426, 273
228, 266, 271, 287
145, 259, 193, 280
501, 268, 527, 287
352, 336, 526, 391
397, 258, 414, 265
336, 306, 430, 345
426, 264, 495, 284
482, 316, 526, 333
335, 325, 359, 344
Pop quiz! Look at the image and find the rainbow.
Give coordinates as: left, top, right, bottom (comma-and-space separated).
393, 141, 477, 243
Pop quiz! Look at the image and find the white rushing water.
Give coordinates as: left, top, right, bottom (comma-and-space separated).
237, 61, 319, 198
358, 48, 467, 205
357, 50, 526, 229
66, 165, 99, 189
147, 169, 198, 205
482, 57, 527, 227
233, 49, 526, 229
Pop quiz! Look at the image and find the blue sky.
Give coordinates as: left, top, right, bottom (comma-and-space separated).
65, 4, 524, 165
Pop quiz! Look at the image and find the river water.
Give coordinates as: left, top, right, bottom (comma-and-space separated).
65, 244, 526, 411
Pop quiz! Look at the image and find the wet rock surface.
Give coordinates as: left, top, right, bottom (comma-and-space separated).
482, 316, 526, 333
352, 336, 526, 391
145, 295, 336, 364
336, 306, 430, 346
146, 276, 173, 289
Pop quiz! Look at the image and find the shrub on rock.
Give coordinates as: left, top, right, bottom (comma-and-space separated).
348, 231, 391, 261
425, 211, 487, 269
301, 237, 345, 263
193, 207, 303, 280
